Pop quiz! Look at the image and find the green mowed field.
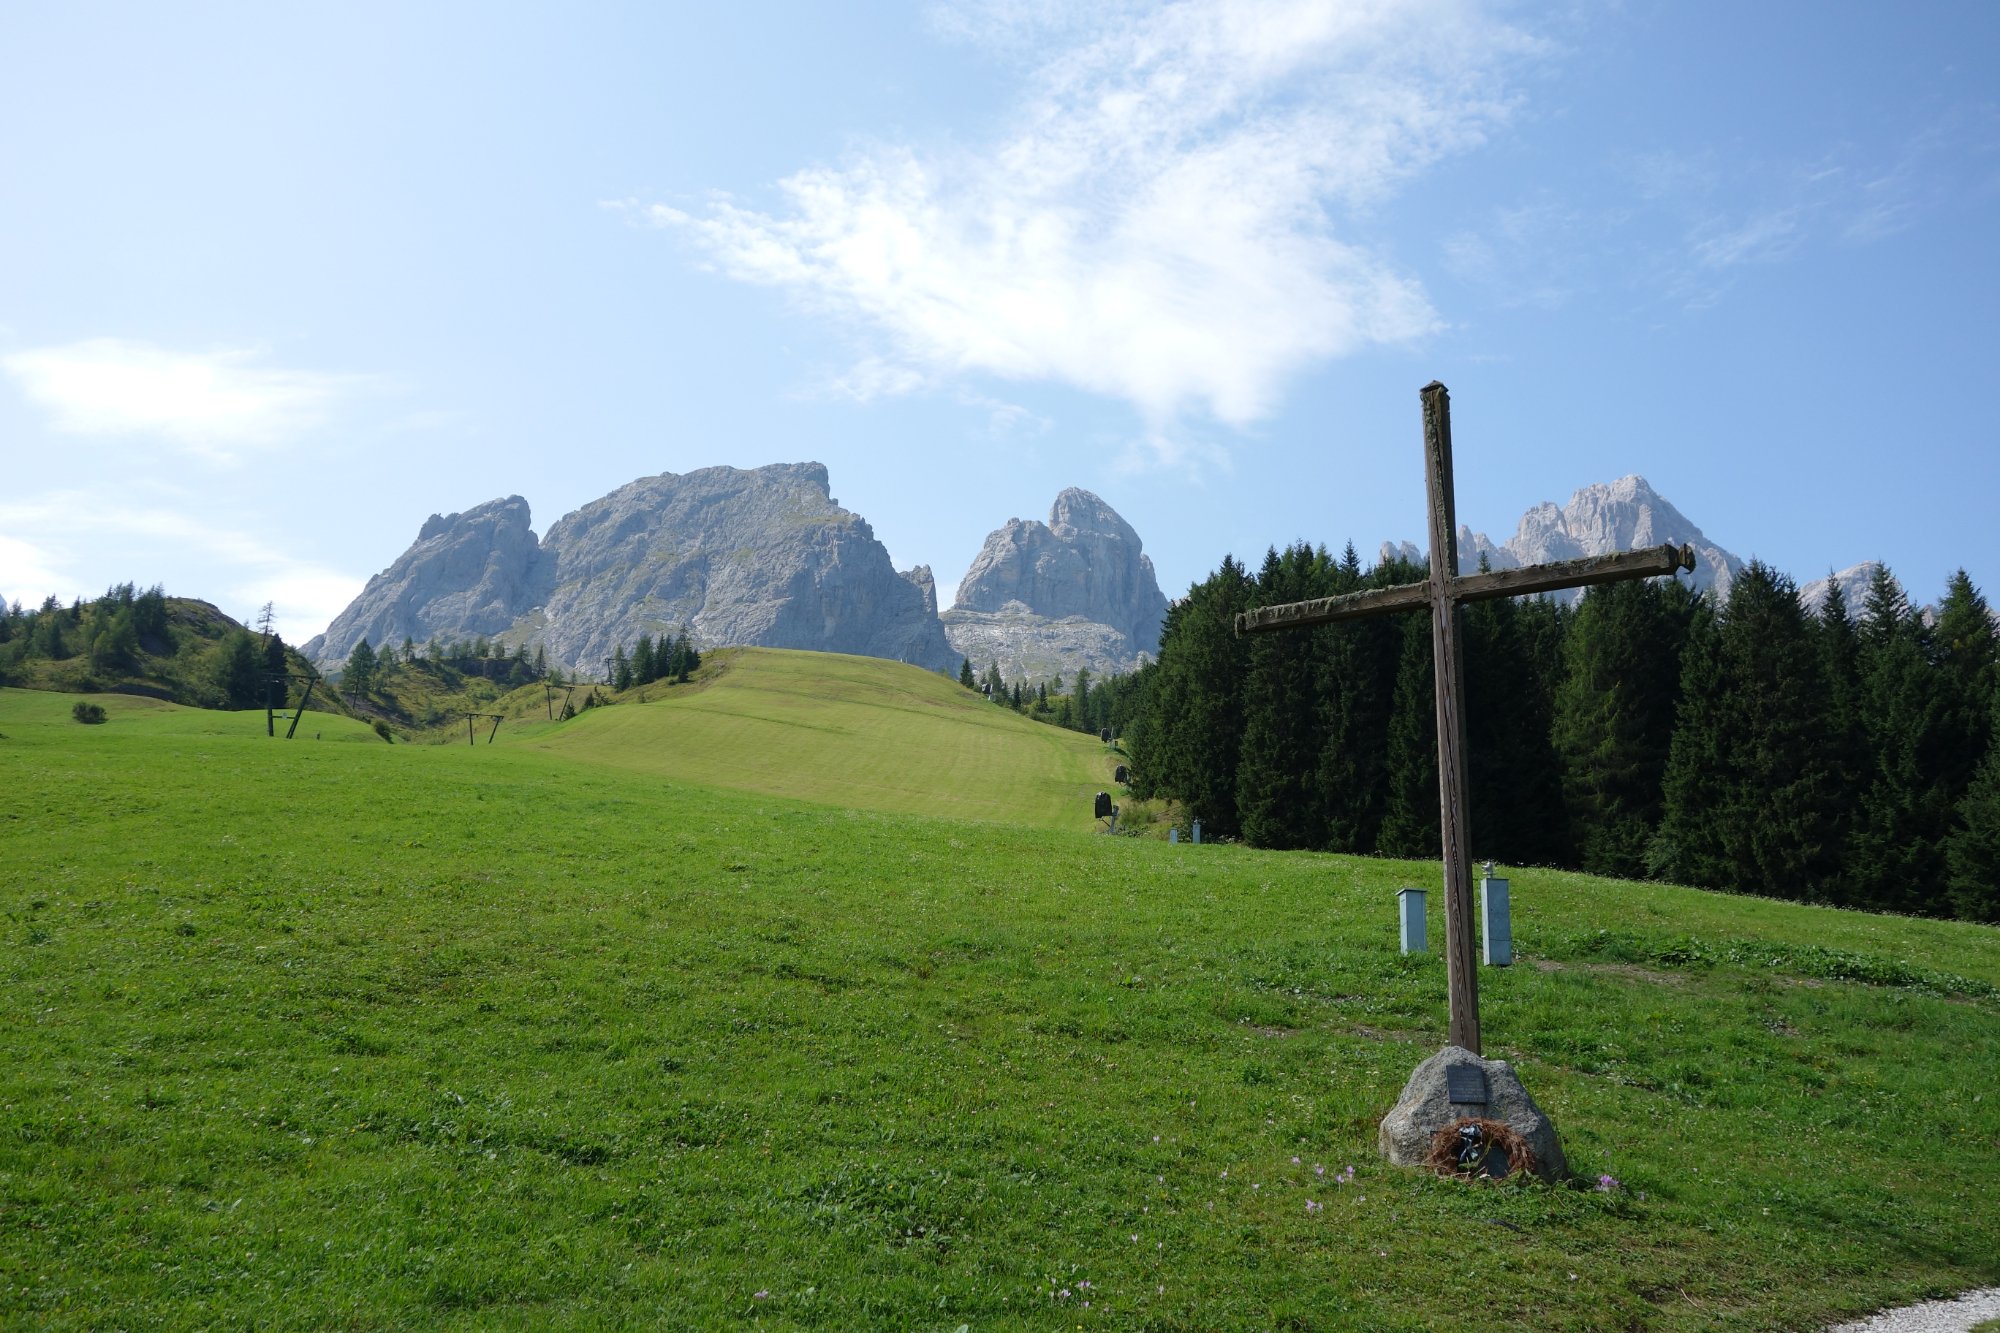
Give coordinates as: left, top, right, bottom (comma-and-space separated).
518, 649, 1119, 829
3, 682, 1998, 1329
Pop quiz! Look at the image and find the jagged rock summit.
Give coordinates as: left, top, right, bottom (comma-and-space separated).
1381, 475, 1743, 602
943, 488, 1169, 681
307, 496, 547, 661
305, 463, 953, 674
1798, 562, 1879, 618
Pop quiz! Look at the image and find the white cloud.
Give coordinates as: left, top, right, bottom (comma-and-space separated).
1, 338, 366, 463
0, 492, 362, 643
824, 355, 931, 403
0, 533, 73, 612
654, 0, 1540, 450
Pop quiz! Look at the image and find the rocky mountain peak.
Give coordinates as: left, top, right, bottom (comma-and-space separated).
1381, 474, 1743, 601
1049, 487, 1138, 543
952, 490, 1166, 649
418, 495, 532, 543
899, 565, 938, 617
303, 494, 546, 661
1798, 562, 1880, 618
943, 488, 1168, 682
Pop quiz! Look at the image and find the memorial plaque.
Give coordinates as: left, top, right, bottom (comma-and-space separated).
1446, 1065, 1488, 1105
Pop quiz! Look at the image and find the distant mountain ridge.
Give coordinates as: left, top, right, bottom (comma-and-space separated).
306, 463, 952, 674
306, 467, 1166, 682
310, 467, 1809, 683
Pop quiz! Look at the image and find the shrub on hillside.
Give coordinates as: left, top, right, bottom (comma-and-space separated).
372, 719, 393, 743
72, 702, 107, 724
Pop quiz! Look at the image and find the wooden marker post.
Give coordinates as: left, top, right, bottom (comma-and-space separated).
1237, 382, 1694, 1053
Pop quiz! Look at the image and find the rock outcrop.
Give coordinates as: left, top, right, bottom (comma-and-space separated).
943, 488, 1169, 681
1378, 1045, 1568, 1183
1382, 475, 1743, 602
304, 496, 547, 662
1798, 562, 1879, 618
899, 565, 938, 616
306, 464, 954, 673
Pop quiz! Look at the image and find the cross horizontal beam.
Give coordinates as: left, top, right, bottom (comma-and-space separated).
1235, 542, 1695, 636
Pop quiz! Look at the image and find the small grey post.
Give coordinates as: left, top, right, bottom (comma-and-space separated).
1191, 819, 1202, 845
1398, 887, 1427, 954
1480, 861, 1512, 966
1169, 827, 1180, 845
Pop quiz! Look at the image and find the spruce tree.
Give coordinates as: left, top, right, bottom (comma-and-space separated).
1376, 612, 1440, 858
1237, 544, 1330, 850
1314, 544, 1400, 854
633, 634, 657, 686
1930, 570, 1998, 804
959, 657, 976, 689
342, 638, 378, 698
1553, 579, 1692, 878
1130, 559, 1251, 836
1810, 580, 1867, 902
612, 644, 632, 691
1945, 740, 2000, 922
1655, 564, 1842, 900
1849, 566, 1952, 912
1463, 589, 1570, 867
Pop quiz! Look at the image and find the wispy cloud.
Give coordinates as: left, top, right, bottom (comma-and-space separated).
824, 356, 930, 403
1442, 196, 1592, 309
1612, 107, 1998, 310
0, 533, 73, 612
645, 0, 1542, 453
1, 338, 368, 464
0, 491, 362, 643
1689, 207, 1802, 270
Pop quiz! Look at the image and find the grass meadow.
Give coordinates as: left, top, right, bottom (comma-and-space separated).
3, 658, 1998, 1330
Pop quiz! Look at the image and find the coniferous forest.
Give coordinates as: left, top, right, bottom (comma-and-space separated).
1115, 543, 2000, 923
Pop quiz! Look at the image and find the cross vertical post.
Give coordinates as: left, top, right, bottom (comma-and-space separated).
1421, 383, 1481, 1053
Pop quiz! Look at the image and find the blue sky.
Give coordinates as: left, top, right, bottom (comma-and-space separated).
3, 1, 1996, 644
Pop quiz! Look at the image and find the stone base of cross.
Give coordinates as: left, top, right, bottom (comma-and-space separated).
1237, 382, 1694, 1054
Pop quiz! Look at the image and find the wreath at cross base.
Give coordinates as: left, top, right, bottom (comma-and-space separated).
1425, 1116, 1537, 1180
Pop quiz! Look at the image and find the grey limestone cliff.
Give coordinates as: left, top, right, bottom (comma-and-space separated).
303, 496, 546, 663
1798, 562, 1879, 618
529, 463, 950, 670
307, 464, 953, 673
899, 565, 938, 616
943, 488, 1168, 681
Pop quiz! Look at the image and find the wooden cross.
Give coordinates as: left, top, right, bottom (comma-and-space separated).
1236, 382, 1695, 1055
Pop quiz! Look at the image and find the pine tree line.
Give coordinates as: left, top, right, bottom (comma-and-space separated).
953, 655, 1142, 739
611, 631, 701, 691
0, 584, 301, 710
1126, 545, 2000, 922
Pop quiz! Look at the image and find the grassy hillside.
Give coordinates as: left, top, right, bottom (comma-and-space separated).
519, 648, 1126, 828
2, 682, 1997, 1330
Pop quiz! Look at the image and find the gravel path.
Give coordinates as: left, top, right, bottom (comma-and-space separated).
1827, 1287, 2000, 1333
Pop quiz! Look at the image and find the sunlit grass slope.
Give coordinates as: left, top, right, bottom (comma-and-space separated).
516, 648, 1119, 828
3, 685, 1998, 1330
